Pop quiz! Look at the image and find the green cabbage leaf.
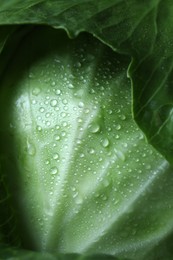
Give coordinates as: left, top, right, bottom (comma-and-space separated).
0, 1, 173, 259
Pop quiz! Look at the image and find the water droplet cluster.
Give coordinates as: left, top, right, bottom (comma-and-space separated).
2, 30, 165, 252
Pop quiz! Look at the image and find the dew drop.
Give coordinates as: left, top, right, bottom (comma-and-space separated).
75, 62, 81, 68
102, 195, 107, 201
68, 83, 74, 89
62, 122, 68, 127
61, 131, 66, 137
36, 125, 42, 131
54, 134, 60, 141
55, 125, 60, 130
77, 117, 83, 123
51, 167, 58, 175
45, 112, 50, 118
32, 87, 40, 96
139, 133, 144, 140
89, 148, 95, 154
60, 112, 67, 118
46, 121, 51, 127
114, 148, 126, 161
103, 179, 110, 187
50, 99, 57, 107
51, 81, 56, 86
85, 108, 90, 114
53, 153, 59, 160
62, 99, 68, 105
56, 89, 61, 95
29, 72, 35, 78
120, 114, 126, 120
26, 140, 36, 156
45, 160, 50, 165
75, 195, 83, 205
102, 138, 110, 148
78, 102, 84, 108
32, 100, 37, 105
88, 123, 100, 133
116, 124, 121, 130
39, 107, 45, 113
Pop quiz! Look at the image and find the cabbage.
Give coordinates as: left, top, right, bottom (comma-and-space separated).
0, 1, 173, 259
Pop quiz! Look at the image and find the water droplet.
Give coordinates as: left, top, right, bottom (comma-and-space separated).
55, 125, 60, 130
53, 153, 59, 160
62, 122, 68, 127
88, 123, 100, 133
75, 195, 83, 205
32, 87, 40, 96
139, 133, 144, 140
60, 112, 67, 118
75, 62, 81, 68
85, 108, 90, 114
120, 114, 126, 120
29, 72, 35, 78
39, 107, 45, 113
114, 148, 126, 161
36, 125, 42, 131
26, 140, 36, 156
78, 102, 84, 108
62, 99, 68, 105
61, 131, 66, 137
116, 124, 121, 130
50, 99, 57, 107
108, 110, 113, 115
101, 138, 109, 148
45, 160, 50, 165
56, 89, 61, 95
89, 148, 95, 154
45, 112, 50, 118
68, 83, 74, 89
103, 179, 110, 187
54, 134, 60, 141
51, 167, 58, 175
46, 121, 51, 127
32, 100, 37, 105
102, 195, 107, 201
51, 81, 56, 86
77, 117, 83, 123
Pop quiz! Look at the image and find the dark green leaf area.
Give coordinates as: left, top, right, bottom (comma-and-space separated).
130, 0, 173, 163
0, 245, 127, 260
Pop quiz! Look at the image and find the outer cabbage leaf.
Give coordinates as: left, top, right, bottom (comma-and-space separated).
0, 0, 173, 164
0, 245, 121, 260
0, 27, 173, 259
0, 26, 16, 53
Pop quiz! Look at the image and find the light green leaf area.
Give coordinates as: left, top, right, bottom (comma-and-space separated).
0, 27, 173, 259
0, 0, 173, 164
